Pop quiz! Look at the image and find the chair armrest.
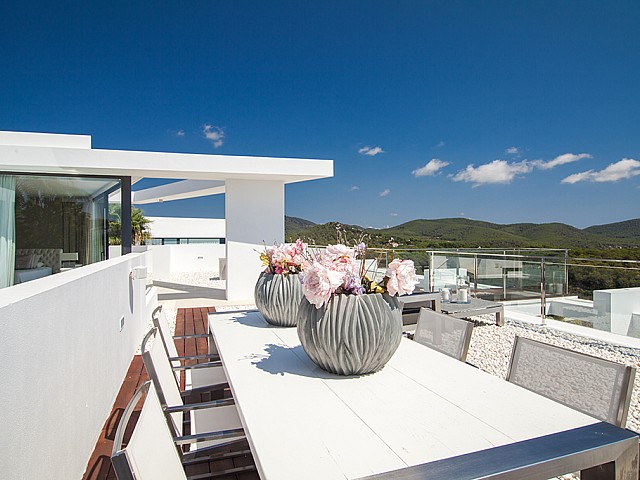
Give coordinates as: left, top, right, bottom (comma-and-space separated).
181, 382, 230, 397
165, 398, 235, 413
173, 333, 211, 340
172, 360, 223, 371
182, 445, 251, 464
170, 353, 220, 362
174, 427, 246, 446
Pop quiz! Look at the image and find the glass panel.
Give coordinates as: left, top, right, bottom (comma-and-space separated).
13, 174, 120, 268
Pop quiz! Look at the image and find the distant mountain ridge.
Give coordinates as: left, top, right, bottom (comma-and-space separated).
284, 216, 640, 249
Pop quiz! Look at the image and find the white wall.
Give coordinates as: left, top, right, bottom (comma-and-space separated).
146, 216, 225, 239
225, 179, 284, 301
0, 254, 153, 479
150, 244, 226, 278
0, 130, 91, 148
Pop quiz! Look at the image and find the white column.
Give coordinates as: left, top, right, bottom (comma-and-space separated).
225, 179, 284, 301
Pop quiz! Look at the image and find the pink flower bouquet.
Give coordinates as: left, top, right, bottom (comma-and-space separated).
260, 239, 308, 275
301, 243, 418, 308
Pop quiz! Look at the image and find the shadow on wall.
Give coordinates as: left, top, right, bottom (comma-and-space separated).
153, 280, 226, 301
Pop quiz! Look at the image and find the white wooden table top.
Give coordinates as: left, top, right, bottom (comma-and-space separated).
209, 309, 598, 480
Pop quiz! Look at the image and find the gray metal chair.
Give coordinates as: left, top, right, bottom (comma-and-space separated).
413, 307, 474, 362
399, 292, 442, 331
507, 336, 636, 427
141, 328, 245, 452
152, 305, 219, 366
111, 381, 255, 479
152, 305, 222, 391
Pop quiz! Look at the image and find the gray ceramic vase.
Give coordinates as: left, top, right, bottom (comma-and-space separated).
297, 293, 402, 376
254, 272, 303, 327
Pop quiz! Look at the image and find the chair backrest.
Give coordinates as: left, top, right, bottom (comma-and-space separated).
111, 381, 187, 480
413, 308, 474, 362
507, 336, 636, 427
152, 305, 181, 370
141, 327, 184, 437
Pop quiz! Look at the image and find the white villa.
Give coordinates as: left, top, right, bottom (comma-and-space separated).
1, 130, 638, 479
0, 130, 332, 478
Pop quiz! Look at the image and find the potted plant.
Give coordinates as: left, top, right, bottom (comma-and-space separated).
297, 242, 418, 376
254, 240, 307, 327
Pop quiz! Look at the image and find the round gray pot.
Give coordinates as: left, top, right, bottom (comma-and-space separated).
254, 272, 303, 327
297, 293, 402, 376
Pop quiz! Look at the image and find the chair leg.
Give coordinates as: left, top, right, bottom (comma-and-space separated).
581, 440, 639, 480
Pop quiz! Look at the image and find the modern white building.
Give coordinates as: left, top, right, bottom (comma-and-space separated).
0, 130, 332, 479
0, 130, 333, 300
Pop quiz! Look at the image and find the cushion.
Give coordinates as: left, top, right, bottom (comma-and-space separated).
30, 254, 42, 268
15, 255, 33, 269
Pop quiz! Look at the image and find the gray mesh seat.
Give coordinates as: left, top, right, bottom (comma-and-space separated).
413, 307, 474, 362
507, 336, 636, 427
111, 381, 255, 479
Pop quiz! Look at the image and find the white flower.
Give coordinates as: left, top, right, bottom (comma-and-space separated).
302, 262, 345, 308
385, 259, 418, 296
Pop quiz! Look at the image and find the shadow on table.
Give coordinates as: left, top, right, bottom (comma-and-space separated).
223, 311, 273, 329
250, 343, 360, 380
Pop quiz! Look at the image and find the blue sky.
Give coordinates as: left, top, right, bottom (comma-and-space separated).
1, 1, 639, 229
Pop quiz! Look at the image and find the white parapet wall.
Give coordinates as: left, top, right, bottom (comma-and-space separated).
0, 253, 155, 479
594, 287, 640, 336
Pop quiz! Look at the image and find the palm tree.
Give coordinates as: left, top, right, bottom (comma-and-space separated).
131, 207, 152, 245
108, 204, 152, 245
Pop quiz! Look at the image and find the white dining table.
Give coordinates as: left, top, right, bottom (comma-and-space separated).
209, 309, 638, 480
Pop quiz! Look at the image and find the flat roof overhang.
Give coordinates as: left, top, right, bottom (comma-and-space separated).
0, 145, 333, 184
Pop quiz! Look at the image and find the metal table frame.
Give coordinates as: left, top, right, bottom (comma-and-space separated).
360, 422, 639, 480
440, 297, 505, 326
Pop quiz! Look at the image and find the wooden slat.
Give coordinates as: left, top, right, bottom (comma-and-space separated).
82, 355, 148, 480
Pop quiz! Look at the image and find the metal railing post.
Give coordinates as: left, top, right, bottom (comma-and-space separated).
564, 249, 569, 296
540, 256, 546, 323
473, 254, 478, 298
429, 251, 434, 292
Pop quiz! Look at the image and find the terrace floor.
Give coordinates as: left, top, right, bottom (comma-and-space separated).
82, 306, 259, 480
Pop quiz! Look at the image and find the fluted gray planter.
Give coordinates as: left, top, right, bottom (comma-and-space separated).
254, 273, 303, 327
297, 293, 402, 376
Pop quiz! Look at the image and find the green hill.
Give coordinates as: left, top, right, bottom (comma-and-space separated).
375, 218, 529, 247
284, 217, 640, 249
284, 216, 316, 237
583, 218, 640, 242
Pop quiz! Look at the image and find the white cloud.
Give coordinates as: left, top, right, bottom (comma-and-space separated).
535, 152, 592, 170
390, 212, 398, 216
359, 146, 384, 156
450, 160, 532, 186
348, 185, 360, 192
379, 188, 391, 197
505, 146, 520, 155
561, 158, 640, 184
175, 129, 185, 137
202, 124, 224, 148
435, 141, 445, 148
412, 158, 450, 177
